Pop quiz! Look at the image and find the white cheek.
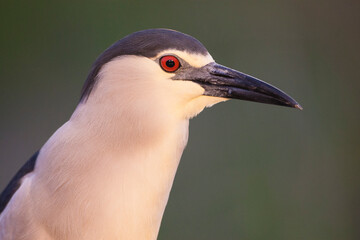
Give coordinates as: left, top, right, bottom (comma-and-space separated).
182, 96, 228, 119
85, 55, 227, 121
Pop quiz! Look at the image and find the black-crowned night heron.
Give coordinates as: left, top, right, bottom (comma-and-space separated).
0, 29, 301, 239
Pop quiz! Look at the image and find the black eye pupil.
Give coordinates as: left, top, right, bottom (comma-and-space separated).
166, 60, 175, 68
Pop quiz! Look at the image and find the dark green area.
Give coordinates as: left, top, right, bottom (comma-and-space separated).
0, 0, 359, 239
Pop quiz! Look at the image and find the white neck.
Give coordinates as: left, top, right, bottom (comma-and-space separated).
32, 81, 190, 240
33, 107, 189, 240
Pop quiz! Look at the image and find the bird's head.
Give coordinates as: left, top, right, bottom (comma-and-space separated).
79, 29, 301, 121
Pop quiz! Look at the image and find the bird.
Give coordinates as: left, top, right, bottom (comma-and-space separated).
0, 29, 301, 240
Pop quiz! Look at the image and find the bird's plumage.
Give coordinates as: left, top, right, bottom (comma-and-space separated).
0, 28, 300, 240
0, 151, 39, 214
0, 52, 214, 240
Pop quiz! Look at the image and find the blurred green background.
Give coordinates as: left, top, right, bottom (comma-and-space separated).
0, 0, 359, 239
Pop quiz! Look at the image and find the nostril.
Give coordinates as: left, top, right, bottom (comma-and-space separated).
210, 69, 234, 79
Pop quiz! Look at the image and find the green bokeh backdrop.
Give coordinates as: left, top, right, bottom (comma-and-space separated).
0, 0, 359, 239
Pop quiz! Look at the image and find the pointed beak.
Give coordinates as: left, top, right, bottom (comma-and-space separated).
175, 62, 302, 109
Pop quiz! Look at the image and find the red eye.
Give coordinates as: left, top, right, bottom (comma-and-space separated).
160, 55, 180, 72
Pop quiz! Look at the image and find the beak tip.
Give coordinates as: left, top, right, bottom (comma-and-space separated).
294, 104, 303, 110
